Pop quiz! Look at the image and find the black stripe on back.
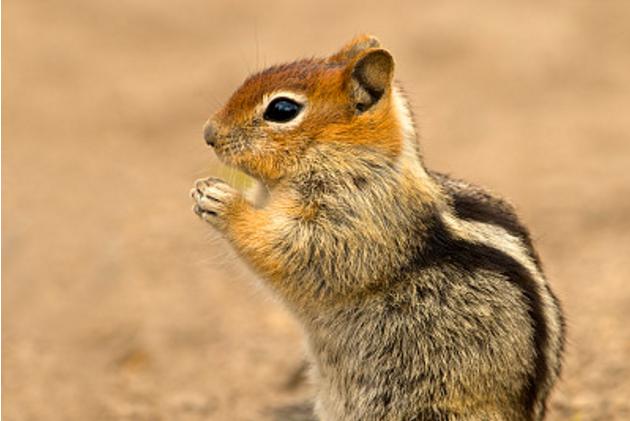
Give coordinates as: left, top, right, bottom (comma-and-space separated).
429, 171, 543, 268
412, 214, 549, 415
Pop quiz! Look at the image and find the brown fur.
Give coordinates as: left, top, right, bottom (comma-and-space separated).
192, 36, 565, 421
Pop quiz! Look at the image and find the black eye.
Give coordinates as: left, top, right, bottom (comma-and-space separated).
263, 97, 303, 123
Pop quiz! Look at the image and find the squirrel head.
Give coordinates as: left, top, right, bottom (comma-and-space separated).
204, 35, 410, 183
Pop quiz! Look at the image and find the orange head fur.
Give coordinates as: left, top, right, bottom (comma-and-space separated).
204, 35, 404, 183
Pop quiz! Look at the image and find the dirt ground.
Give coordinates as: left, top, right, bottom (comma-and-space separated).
3, 1, 630, 420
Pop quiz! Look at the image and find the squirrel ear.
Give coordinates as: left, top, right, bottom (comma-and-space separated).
347, 48, 395, 113
328, 35, 381, 63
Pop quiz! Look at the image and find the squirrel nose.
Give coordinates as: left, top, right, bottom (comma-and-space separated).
203, 122, 218, 147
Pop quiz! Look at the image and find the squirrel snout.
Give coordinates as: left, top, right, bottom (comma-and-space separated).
203, 122, 217, 147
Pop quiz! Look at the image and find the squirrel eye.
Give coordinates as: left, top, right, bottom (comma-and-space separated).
263, 97, 303, 123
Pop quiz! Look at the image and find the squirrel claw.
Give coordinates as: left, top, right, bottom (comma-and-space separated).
192, 177, 239, 229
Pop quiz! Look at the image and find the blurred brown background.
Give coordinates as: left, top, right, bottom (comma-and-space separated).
3, 1, 630, 420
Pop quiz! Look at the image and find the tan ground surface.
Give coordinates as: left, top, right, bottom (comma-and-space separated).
3, 1, 630, 420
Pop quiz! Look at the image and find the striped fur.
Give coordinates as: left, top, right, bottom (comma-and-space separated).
192, 35, 565, 421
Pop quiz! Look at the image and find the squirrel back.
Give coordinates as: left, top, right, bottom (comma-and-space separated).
193, 35, 565, 421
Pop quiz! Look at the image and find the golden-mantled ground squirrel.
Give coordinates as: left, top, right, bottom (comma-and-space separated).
192, 35, 565, 421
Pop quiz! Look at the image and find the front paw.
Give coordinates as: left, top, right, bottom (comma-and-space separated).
191, 177, 240, 230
